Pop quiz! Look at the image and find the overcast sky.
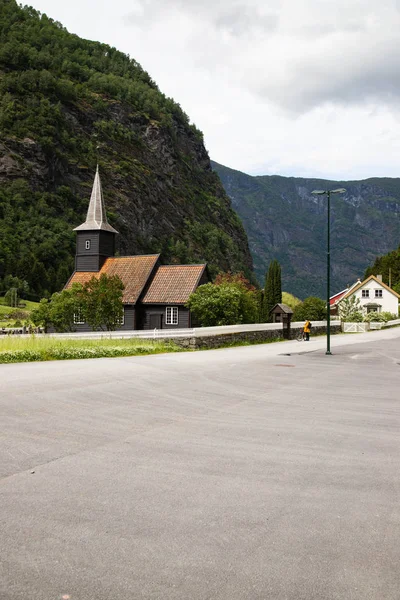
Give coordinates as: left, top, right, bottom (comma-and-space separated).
28, 0, 400, 180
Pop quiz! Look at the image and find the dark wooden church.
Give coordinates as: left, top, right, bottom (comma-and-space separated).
65, 167, 208, 330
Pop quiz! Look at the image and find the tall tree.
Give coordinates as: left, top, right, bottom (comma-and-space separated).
264, 260, 282, 321
80, 273, 124, 331
187, 282, 258, 326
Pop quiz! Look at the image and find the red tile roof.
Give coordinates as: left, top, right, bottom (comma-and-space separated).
66, 255, 159, 304
142, 264, 206, 304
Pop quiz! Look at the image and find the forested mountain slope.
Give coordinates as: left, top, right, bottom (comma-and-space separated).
213, 161, 400, 298
0, 0, 253, 297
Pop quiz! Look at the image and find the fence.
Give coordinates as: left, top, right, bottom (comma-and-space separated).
343, 322, 368, 333
40, 320, 341, 341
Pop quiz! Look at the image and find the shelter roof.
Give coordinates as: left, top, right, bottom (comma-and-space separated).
271, 303, 294, 314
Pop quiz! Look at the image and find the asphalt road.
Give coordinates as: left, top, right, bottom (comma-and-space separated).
1, 329, 400, 600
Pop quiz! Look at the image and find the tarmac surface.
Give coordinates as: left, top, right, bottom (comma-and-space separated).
1, 328, 400, 600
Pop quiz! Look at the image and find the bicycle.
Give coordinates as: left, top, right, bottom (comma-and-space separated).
296, 330, 306, 341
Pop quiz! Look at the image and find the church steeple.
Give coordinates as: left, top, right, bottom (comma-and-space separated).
74, 165, 118, 234
74, 167, 118, 272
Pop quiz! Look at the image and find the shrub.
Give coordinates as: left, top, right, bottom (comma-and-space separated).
363, 311, 396, 323
338, 296, 363, 322
292, 296, 326, 321
187, 282, 258, 326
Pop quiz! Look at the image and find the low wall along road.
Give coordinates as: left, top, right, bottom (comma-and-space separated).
38, 320, 342, 349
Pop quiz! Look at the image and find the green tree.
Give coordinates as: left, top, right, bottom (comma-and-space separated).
80, 273, 124, 331
282, 291, 301, 310
364, 247, 400, 288
338, 296, 363, 322
45, 285, 82, 332
214, 272, 259, 323
187, 282, 257, 326
30, 298, 52, 331
292, 296, 327, 322
392, 282, 400, 295
264, 260, 282, 322
2, 275, 30, 305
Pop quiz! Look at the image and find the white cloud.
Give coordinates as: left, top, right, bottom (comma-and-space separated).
23, 0, 400, 178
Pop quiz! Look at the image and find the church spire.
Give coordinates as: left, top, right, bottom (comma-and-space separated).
74, 165, 118, 233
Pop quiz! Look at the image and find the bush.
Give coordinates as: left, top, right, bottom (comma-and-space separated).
363, 311, 396, 323
9, 310, 30, 320
187, 282, 258, 326
0, 341, 181, 363
292, 296, 326, 321
338, 296, 363, 322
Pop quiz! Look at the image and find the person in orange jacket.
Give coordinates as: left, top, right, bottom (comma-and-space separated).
303, 320, 311, 341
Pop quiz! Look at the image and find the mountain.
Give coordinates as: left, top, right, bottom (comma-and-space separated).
0, 1, 253, 298
364, 248, 400, 293
212, 161, 400, 299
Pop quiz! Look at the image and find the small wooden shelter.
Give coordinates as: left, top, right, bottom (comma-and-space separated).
270, 303, 293, 323
270, 303, 293, 339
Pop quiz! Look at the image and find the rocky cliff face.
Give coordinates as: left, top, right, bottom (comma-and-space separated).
0, 1, 253, 296
212, 161, 400, 298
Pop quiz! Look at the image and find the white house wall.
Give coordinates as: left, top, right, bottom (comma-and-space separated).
351, 282, 399, 315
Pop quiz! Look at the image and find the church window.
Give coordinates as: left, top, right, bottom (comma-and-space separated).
74, 307, 85, 324
166, 306, 178, 325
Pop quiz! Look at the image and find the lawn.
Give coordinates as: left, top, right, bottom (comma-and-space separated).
0, 335, 183, 363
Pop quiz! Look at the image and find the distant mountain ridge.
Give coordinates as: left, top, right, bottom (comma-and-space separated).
212, 161, 400, 298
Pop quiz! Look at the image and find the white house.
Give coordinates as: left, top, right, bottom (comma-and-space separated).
338, 275, 400, 316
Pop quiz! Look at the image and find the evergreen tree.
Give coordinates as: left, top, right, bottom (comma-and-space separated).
273, 261, 282, 305
264, 260, 282, 321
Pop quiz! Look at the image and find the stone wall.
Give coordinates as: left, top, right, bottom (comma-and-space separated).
169, 323, 341, 350
290, 324, 341, 340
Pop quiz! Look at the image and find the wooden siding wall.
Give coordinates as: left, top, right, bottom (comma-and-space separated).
75, 231, 115, 271
68, 305, 136, 332
99, 232, 116, 256
198, 271, 209, 286
140, 305, 191, 330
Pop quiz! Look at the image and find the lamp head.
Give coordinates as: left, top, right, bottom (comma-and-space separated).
330, 188, 346, 194
311, 190, 326, 195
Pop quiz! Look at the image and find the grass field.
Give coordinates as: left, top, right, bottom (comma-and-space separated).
0, 335, 183, 363
0, 298, 40, 327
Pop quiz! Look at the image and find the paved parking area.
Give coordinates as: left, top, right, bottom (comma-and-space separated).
1, 329, 400, 599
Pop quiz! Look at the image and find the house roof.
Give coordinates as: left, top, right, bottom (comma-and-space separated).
329, 288, 349, 306
330, 280, 362, 306
271, 303, 294, 314
66, 255, 160, 304
341, 275, 400, 301
142, 264, 206, 304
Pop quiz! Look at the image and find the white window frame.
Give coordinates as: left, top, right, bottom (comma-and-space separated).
73, 307, 85, 324
85, 240, 91, 250
166, 306, 178, 325
375, 289, 383, 298
362, 289, 369, 298
116, 311, 125, 326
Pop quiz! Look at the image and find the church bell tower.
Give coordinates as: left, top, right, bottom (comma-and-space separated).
74, 166, 118, 272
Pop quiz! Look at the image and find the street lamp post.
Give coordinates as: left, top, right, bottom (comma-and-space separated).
311, 188, 346, 355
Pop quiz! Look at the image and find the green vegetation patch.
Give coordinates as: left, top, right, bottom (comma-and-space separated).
0, 336, 183, 363
0, 297, 39, 327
